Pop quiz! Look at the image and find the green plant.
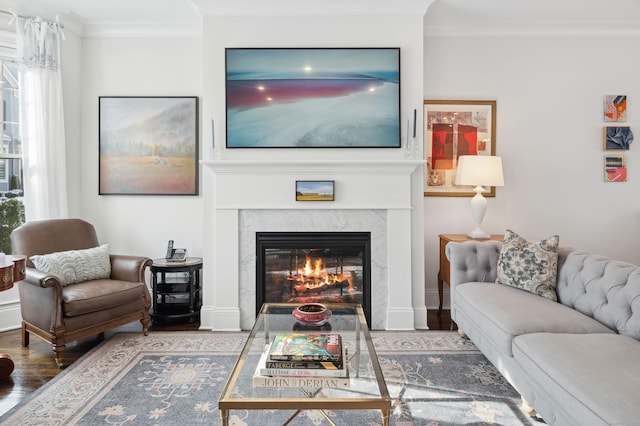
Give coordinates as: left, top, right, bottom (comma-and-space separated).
0, 198, 25, 254
10, 175, 21, 191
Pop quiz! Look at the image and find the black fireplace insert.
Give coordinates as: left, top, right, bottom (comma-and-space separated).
256, 231, 371, 325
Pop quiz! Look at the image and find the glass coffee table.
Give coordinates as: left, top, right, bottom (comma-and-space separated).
218, 303, 391, 425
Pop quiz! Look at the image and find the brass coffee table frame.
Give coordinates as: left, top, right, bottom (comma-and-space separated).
218, 303, 391, 425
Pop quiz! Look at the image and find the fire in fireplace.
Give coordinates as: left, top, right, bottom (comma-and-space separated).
256, 232, 371, 325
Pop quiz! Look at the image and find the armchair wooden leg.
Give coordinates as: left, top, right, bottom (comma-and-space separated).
53, 344, 65, 369
21, 322, 29, 347
141, 317, 150, 336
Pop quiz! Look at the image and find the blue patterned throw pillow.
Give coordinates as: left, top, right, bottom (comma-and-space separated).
496, 229, 559, 301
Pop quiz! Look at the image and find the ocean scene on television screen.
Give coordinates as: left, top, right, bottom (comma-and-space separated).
226, 48, 400, 148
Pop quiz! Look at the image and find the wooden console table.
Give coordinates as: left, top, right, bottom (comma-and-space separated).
437, 234, 503, 315
0, 254, 27, 379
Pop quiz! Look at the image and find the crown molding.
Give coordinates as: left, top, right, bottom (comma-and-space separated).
82, 20, 202, 38
192, 0, 436, 17
424, 20, 640, 37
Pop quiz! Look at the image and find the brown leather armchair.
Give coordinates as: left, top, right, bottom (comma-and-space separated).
11, 218, 152, 367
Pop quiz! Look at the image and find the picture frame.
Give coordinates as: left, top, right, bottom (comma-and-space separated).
99, 96, 199, 195
225, 48, 401, 148
604, 154, 627, 182
603, 95, 627, 122
603, 126, 633, 150
295, 180, 335, 201
423, 99, 497, 197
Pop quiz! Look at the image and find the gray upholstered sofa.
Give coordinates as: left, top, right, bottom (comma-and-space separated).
446, 240, 640, 426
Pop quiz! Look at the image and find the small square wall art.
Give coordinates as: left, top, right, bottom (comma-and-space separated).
603, 126, 633, 150
604, 95, 627, 122
604, 154, 627, 182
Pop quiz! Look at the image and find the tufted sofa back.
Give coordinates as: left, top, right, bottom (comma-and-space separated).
446, 241, 640, 340
556, 251, 640, 340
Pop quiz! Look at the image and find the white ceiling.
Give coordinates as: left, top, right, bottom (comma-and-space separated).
2, 0, 640, 36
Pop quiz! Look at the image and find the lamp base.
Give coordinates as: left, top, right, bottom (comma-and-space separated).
467, 229, 491, 240
466, 186, 491, 240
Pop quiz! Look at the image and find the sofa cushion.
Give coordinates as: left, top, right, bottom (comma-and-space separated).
496, 229, 559, 301
62, 279, 148, 317
455, 282, 614, 357
30, 244, 111, 286
513, 333, 640, 426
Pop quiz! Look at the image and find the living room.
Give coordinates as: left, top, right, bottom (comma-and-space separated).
1, 0, 639, 424
1, 0, 638, 333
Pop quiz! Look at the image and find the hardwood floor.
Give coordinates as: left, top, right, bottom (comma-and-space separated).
0, 310, 452, 417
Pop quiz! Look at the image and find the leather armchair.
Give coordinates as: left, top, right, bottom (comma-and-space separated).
11, 218, 152, 367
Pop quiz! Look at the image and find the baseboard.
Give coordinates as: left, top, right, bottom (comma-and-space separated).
0, 300, 21, 332
425, 288, 450, 310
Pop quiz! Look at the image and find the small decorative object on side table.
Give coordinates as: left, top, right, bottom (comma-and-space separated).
437, 234, 504, 316
150, 257, 203, 325
0, 254, 27, 379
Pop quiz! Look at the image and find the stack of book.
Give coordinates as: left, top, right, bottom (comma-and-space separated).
253, 333, 350, 388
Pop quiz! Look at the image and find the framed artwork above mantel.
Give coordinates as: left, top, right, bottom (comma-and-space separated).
423, 99, 497, 197
225, 47, 401, 149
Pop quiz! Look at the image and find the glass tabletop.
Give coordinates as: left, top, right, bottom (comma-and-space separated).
218, 303, 391, 424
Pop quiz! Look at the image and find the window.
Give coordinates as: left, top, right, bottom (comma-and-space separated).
0, 31, 24, 254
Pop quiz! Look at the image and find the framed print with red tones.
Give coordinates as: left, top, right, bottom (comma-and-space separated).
424, 100, 497, 196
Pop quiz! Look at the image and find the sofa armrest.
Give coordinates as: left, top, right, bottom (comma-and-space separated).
446, 240, 501, 285
445, 240, 501, 320
110, 255, 152, 283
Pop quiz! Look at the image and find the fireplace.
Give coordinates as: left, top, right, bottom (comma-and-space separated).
256, 232, 371, 325
202, 159, 428, 331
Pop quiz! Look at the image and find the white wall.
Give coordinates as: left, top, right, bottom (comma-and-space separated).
78, 37, 203, 259
424, 33, 640, 308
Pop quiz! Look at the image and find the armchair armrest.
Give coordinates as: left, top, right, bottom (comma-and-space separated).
23, 267, 65, 290
20, 267, 65, 335
110, 255, 152, 283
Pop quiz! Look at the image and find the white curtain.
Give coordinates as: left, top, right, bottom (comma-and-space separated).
17, 17, 68, 221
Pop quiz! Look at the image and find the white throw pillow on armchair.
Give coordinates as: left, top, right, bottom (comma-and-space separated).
30, 244, 111, 286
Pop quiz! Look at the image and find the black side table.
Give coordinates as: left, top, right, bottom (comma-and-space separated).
150, 257, 203, 324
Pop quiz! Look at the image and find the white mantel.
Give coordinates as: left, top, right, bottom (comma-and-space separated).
201, 159, 427, 331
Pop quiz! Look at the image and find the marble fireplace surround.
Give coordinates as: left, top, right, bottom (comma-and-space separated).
202, 160, 426, 331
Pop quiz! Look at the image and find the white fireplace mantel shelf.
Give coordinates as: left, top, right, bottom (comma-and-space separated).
201, 159, 425, 175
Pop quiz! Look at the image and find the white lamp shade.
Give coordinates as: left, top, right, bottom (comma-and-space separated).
455, 155, 504, 187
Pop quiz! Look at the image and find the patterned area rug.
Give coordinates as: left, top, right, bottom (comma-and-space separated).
0, 331, 544, 425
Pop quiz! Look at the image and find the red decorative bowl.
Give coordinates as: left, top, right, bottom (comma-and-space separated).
292, 303, 332, 326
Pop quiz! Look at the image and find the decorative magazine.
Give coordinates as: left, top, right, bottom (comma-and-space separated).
268, 333, 343, 362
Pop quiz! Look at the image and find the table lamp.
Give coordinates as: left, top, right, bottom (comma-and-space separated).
455, 155, 504, 239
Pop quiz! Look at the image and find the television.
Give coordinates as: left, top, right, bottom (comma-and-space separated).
225, 47, 401, 148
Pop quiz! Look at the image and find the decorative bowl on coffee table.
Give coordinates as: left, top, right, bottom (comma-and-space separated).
292, 303, 332, 326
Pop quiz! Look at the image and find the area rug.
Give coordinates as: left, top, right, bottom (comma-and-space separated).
0, 331, 545, 425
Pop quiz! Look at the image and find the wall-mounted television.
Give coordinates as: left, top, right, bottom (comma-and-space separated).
225, 47, 401, 148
